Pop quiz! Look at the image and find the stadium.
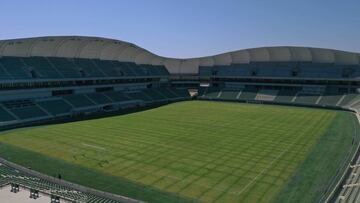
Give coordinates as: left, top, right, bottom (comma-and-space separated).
0, 35, 359, 203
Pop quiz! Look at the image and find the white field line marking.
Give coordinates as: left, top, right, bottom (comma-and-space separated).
235, 136, 300, 196
82, 143, 106, 151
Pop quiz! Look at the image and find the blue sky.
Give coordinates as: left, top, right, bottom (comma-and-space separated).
0, 0, 359, 58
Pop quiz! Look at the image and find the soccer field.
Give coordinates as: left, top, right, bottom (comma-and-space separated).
0, 101, 358, 203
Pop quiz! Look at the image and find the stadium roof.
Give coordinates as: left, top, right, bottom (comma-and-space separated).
0, 36, 359, 74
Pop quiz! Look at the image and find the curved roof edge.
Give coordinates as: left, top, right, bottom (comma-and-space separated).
0, 36, 359, 74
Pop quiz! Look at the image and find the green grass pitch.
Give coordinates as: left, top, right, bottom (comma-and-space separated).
0, 101, 358, 203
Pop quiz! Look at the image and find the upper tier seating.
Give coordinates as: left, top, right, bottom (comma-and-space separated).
22, 57, 62, 78
0, 57, 31, 79
92, 59, 124, 77
199, 62, 360, 79
47, 57, 81, 78
0, 56, 169, 80
74, 58, 106, 77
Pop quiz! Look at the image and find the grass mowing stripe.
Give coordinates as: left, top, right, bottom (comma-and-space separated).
0, 101, 353, 203
273, 112, 360, 203
0, 142, 195, 203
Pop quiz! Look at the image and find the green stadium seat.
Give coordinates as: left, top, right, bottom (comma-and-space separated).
63, 95, 95, 108
86, 93, 112, 105
22, 57, 62, 78
203, 88, 221, 99
339, 94, 360, 107
37, 99, 73, 115
238, 87, 257, 101
47, 57, 81, 78
104, 91, 129, 102
274, 89, 298, 103
294, 93, 320, 104
0, 64, 12, 79
143, 89, 166, 101
219, 89, 241, 100
92, 59, 122, 77
0, 57, 31, 79
10, 106, 48, 120
0, 106, 17, 122
74, 58, 106, 77
111, 61, 136, 76
126, 91, 152, 102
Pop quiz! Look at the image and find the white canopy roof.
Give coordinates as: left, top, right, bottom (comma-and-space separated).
0, 36, 359, 74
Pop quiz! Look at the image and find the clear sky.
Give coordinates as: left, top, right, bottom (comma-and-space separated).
0, 0, 359, 58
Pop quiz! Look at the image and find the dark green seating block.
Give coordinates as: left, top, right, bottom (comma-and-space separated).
37, 99, 73, 115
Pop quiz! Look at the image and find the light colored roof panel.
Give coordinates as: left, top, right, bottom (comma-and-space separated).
79, 39, 108, 59
56, 37, 88, 58
163, 59, 181, 74
289, 47, 312, 61
268, 47, 291, 61
1, 39, 33, 57
0, 36, 359, 75
310, 48, 335, 63
99, 42, 129, 61
198, 57, 215, 66
150, 57, 165, 66
248, 47, 270, 62
230, 50, 250, 64
179, 59, 199, 74
117, 46, 143, 62
213, 53, 232, 65
30, 37, 64, 57
135, 52, 156, 64
334, 51, 359, 65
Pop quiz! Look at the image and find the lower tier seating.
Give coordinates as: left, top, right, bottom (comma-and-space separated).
294, 93, 321, 104
238, 87, 258, 100
0, 106, 16, 122
103, 91, 129, 103
199, 85, 360, 111
0, 87, 191, 126
273, 89, 299, 103
219, 89, 241, 100
255, 89, 279, 101
63, 95, 95, 108
10, 106, 48, 120
37, 99, 73, 116
86, 93, 112, 105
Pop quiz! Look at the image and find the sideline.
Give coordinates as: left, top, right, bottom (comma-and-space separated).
324, 110, 360, 203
